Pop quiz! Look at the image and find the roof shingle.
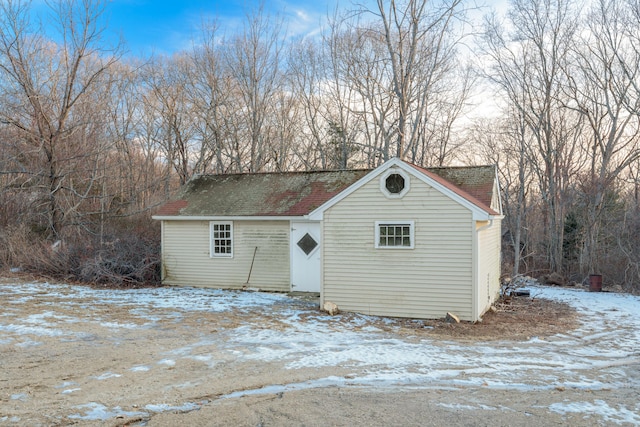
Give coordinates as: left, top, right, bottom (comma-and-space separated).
410, 164, 499, 215
155, 162, 499, 217
158, 170, 369, 217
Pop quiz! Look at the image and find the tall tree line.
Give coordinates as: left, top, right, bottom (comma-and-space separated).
0, 0, 639, 289
477, 0, 640, 287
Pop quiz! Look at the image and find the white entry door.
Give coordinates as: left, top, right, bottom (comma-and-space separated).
290, 221, 321, 292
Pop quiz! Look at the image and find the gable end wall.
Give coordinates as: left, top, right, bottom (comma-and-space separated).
322, 173, 475, 320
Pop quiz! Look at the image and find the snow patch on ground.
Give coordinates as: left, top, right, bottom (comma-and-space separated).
220, 376, 351, 399
214, 286, 640, 396
93, 372, 121, 380
2, 281, 639, 424
68, 403, 147, 421
10, 393, 27, 401
145, 402, 201, 413
549, 399, 640, 425
68, 401, 202, 421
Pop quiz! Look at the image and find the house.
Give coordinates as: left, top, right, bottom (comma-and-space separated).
152, 158, 503, 321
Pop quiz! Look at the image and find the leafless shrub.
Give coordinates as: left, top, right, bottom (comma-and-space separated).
76, 231, 160, 287
0, 218, 161, 287
0, 226, 66, 278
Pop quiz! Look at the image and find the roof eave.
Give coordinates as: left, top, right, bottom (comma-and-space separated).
403, 162, 501, 219
152, 215, 307, 221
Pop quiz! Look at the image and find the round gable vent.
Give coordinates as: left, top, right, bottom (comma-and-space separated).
380, 169, 410, 198
385, 173, 405, 194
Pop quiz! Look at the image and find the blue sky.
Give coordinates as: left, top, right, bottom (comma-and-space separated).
102, 0, 342, 57
28, 0, 507, 57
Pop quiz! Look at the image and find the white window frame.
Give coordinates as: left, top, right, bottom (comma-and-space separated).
210, 221, 233, 258
380, 168, 410, 198
375, 221, 415, 249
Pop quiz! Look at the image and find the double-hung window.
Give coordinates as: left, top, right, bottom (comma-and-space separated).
210, 221, 233, 257
375, 221, 414, 249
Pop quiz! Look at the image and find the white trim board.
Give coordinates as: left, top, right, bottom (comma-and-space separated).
309, 157, 495, 221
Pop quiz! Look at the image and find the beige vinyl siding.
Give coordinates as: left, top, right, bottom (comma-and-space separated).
476, 218, 502, 318
161, 220, 289, 291
323, 173, 474, 320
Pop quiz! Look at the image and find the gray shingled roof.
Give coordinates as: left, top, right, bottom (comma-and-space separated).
424, 165, 497, 211
156, 163, 498, 217
157, 170, 370, 216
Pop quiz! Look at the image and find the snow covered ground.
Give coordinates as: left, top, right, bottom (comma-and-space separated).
1, 281, 639, 425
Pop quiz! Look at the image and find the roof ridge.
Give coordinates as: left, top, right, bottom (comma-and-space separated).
426, 164, 495, 170
193, 168, 372, 178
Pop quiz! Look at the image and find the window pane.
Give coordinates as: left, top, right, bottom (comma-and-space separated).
378, 223, 412, 248
212, 222, 232, 257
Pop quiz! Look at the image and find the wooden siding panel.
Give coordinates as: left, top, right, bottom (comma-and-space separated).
323, 173, 475, 320
162, 220, 289, 291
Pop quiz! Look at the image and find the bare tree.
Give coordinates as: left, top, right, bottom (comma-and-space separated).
565, 0, 640, 274
467, 109, 536, 276
185, 21, 234, 175
0, 0, 121, 239
287, 38, 331, 169
481, 0, 581, 273
343, 23, 397, 166
103, 59, 167, 213
141, 53, 199, 187
362, 0, 466, 160
222, 4, 284, 172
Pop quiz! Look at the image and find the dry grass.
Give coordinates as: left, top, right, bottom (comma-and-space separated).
0, 222, 160, 287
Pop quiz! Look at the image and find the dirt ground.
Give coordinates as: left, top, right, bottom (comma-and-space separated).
1, 277, 638, 426
396, 294, 579, 341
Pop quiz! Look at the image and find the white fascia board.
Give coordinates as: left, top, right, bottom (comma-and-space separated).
307, 158, 405, 221
309, 157, 495, 221
396, 162, 496, 221
152, 215, 305, 221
